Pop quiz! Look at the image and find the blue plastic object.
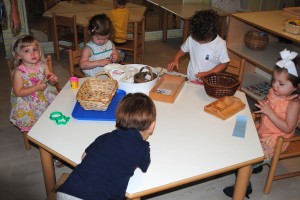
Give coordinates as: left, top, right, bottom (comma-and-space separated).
72, 89, 126, 121
232, 115, 247, 138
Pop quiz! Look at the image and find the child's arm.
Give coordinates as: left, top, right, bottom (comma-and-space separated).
110, 44, 120, 63
79, 46, 112, 70
12, 69, 47, 97
81, 152, 87, 160
195, 63, 228, 78
167, 50, 185, 72
255, 99, 300, 133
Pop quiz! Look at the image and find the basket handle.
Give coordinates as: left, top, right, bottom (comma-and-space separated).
139, 66, 154, 79
95, 71, 113, 80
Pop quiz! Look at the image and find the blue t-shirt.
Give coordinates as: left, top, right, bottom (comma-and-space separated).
58, 128, 151, 200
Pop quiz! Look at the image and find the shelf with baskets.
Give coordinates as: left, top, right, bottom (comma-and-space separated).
226, 10, 300, 101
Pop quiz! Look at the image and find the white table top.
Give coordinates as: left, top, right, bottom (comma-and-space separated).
28, 79, 263, 196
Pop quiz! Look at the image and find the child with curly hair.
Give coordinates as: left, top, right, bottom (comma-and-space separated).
167, 9, 230, 80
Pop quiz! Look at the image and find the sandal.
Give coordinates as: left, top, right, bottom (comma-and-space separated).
54, 159, 64, 168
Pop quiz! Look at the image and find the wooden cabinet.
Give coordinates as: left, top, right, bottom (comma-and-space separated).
226, 10, 300, 101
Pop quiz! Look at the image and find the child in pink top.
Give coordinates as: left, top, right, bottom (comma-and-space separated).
223, 49, 300, 199
255, 49, 300, 164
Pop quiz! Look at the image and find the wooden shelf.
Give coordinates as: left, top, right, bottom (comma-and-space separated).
227, 10, 300, 101
228, 41, 300, 75
241, 72, 271, 101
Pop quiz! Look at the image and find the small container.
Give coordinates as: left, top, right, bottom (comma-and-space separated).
70, 77, 79, 89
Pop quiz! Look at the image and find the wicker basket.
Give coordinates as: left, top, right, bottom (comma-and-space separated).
283, 20, 300, 35
202, 73, 240, 99
76, 72, 118, 111
244, 30, 269, 50
134, 66, 157, 83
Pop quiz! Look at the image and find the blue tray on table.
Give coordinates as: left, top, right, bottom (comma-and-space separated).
72, 89, 126, 121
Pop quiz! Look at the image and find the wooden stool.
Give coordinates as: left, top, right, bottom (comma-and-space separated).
46, 173, 70, 200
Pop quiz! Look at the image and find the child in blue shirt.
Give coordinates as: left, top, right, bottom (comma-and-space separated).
57, 93, 157, 200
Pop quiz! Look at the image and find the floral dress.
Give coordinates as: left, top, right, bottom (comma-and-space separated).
10, 62, 58, 132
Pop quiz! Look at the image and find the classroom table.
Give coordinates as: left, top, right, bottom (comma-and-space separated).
28, 77, 264, 200
147, 0, 229, 42
43, 1, 146, 43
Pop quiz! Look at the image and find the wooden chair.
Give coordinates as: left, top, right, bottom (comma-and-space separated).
68, 49, 85, 78
264, 135, 300, 194
46, 173, 70, 200
52, 13, 84, 61
113, 16, 145, 64
224, 58, 245, 90
43, 0, 58, 41
8, 55, 60, 150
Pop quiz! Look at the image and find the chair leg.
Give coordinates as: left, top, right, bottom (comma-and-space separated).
22, 131, 31, 150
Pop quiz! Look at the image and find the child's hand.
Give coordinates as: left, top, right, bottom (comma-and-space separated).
110, 53, 119, 63
98, 58, 112, 66
46, 73, 58, 85
195, 71, 210, 78
167, 61, 178, 72
36, 80, 48, 91
254, 99, 274, 117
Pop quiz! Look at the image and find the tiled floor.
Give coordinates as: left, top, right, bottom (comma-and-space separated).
1, 38, 300, 200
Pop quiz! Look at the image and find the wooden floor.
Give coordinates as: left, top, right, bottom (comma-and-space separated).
1, 38, 300, 200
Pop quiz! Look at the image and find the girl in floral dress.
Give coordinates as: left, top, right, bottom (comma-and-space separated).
10, 35, 58, 132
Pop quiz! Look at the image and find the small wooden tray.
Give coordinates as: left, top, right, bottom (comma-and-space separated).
204, 96, 245, 120
149, 74, 185, 103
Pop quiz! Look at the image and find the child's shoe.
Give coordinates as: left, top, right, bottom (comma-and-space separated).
223, 182, 252, 199
54, 159, 64, 168
252, 166, 263, 174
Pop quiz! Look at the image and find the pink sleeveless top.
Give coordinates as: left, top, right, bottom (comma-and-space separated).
258, 88, 295, 156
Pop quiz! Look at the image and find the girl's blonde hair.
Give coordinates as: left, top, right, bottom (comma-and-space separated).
10, 35, 46, 68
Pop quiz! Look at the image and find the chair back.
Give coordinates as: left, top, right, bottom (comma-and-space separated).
44, 0, 57, 11
264, 135, 300, 194
52, 13, 84, 61
113, 16, 145, 64
69, 49, 85, 78
224, 58, 245, 90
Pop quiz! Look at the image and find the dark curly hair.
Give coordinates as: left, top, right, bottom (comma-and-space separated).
190, 9, 220, 42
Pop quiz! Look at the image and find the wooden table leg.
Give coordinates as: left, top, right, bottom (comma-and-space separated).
133, 22, 138, 64
233, 165, 252, 200
182, 19, 189, 43
162, 10, 168, 42
40, 148, 56, 195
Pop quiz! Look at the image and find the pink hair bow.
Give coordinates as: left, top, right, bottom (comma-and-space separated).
276, 49, 298, 77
